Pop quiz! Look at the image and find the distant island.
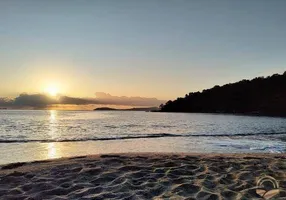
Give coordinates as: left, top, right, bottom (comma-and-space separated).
94, 107, 159, 112
160, 71, 286, 117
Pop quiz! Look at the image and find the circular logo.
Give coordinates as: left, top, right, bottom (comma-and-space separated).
256, 175, 279, 199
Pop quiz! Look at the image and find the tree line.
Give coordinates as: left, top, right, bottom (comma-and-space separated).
160, 71, 286, 117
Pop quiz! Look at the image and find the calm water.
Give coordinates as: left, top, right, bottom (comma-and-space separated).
0, 110, 286, 164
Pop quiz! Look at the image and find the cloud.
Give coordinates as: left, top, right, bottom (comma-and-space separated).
0, 93, 97, 108
14, 93, 57, 107
95, 92, 166, 106
0, 92, 166, 109
59, 96, 98, 105
0, 98, 13, 106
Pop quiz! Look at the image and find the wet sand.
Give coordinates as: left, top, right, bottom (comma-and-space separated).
0, 153, 285, 199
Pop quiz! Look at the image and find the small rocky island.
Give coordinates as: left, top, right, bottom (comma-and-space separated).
94, 107, 159, 112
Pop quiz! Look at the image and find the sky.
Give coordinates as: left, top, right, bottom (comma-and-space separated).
1, 0, 286, 104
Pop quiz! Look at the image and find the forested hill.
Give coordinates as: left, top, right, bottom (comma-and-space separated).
160, 71, 286, 116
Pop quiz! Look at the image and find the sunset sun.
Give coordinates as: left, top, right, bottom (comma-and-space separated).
46, 85, 59, 96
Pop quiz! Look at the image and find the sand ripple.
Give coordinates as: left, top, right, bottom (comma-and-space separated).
0, 154, 285, 199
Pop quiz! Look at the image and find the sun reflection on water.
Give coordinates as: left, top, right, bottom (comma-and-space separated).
47, 143, 57, 158
49, 110, 57, 121
49, 110, 57, 139
46, 110, 62, 159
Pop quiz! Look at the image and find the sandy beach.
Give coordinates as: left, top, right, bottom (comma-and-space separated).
0, 153, 285, 199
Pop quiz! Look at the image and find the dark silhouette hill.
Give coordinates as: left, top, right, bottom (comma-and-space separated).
160, 71, 286, 116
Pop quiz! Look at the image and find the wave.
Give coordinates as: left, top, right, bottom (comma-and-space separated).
0, 132, 286, 144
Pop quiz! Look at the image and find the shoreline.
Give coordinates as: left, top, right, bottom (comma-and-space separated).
156, 110, 286, 119
1, 152, 286, 171
1, 153, 285, 199
1, 136, 285, 165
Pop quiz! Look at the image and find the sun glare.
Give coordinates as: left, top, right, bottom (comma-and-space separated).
46, 85, 59, 96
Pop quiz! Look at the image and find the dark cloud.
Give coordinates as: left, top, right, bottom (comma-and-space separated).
14, 93, 57, 107
0, 92, 165, 109
0, 98, 13, 106
59, 96, 98, 105
0, 93, 97, 108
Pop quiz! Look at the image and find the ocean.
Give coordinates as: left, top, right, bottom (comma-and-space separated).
0, 110, 285, 164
